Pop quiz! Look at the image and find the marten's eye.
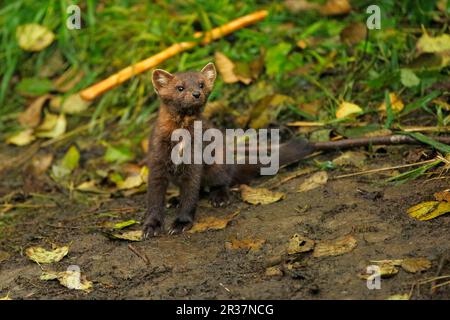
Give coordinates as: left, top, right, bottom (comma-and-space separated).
199, 83, 204, 89
177, 86, 184, 92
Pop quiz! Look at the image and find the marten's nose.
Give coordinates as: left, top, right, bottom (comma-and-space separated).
192, 91, 201, 99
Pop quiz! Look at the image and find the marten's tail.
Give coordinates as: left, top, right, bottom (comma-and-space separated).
230, 138, 314, 185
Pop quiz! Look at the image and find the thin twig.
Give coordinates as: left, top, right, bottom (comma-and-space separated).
334, 159, 437, 179
128, 244, 150, 265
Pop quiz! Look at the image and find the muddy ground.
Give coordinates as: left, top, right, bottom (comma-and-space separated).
1, 145, 449, 300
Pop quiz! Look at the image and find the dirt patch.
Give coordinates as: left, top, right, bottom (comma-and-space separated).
1, 148, 450, 300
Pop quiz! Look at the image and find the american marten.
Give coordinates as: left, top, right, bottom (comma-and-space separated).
143, 63, 313, 238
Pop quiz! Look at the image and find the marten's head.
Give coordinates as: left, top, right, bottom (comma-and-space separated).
152, 63, 216, 116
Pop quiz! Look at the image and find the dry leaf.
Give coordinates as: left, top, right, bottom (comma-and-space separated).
320, 0, 352, 16
297, 171, 328, 193
76, 180, 109, 194
189, 211, 239, 233
416, 33, 450, 54
107, 230, 143, 241
215, 52, 239, 83
265, 266, 283, 277
378, 93, 404, 114
141, 138, 149, 153
117, 175, 144, 190
117, 166, 148, 190
407, 201, 450, 221
25, 245, 69, 264
313, 234, 357, 258
16, 23, 55, 52
31, 153, 53, 175
18, 94, 51, 128
225, 238, 265, 251
370, 257, 432, 273
0, 293, 12, 300
41, 270, 93, 292
240, 185, 285, 205
336, 101, 362, 119
0, 251, 10, 263
296, 39, 308, 49
434, 189, 450, 202
6, 129, 36, 146
386, 294, 409, 300
332, 151, 367, 168
359, 262, 399, 279
340, 22, 367, 45
286, 234, 315, 254
400, 258, 432, 273
61, 93, 91, 114
284, 0, 320, 13
35, 113, 66, 138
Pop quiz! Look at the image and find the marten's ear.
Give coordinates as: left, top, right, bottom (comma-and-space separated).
201, 63, 216, 85
152, 69, 174, 92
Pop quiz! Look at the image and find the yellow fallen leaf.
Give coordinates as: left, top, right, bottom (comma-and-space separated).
313, 234, 357, 258
25, 245, 69, 264
31, 153, 53, 175
215, 52, 239, 83
240, 185, 285, 205
225, 238, 265, 251
107, 230, 143, 241
319, 0, 351, 16
16, 23, 55, 52
0, 251, 10, 263
286, 234, 315, 254
386, 294, 410, 300
416, 33, 450, 54
265, 266, 283, 277
41, 270, 93, 292
61, 93, 91, 114
400, 258, 432, 273
378, 93, 404, 114
35, 113, 66, 138
407, 201, 450, 221
360, 262, 399, 279
76, 180, 109, 194
332, 151, 367, 168
0, 293, 12, 300
297, 171, 328, 193
336, 101, 362, 119
6, 129, 36, 146
370, 257, 431, 273
189, 211, 239, 233
117, 174, 144, 190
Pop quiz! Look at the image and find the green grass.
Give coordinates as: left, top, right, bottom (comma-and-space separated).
0, 0, 448, 167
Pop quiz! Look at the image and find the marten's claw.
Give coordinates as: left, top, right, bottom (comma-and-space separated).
168, 218, 193, 235
142, 217, 163, 239
209, 190, 230, 207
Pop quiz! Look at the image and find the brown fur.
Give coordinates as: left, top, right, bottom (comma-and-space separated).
143, 63, 313, 238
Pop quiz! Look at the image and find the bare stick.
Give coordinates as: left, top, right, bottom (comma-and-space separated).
80, 10, 268, 101
128, 244, 150, 265
312, 135, 450, 151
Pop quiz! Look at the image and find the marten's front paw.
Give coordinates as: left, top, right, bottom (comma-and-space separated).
143, 216, 163, 239
209, 189, 230, 207
168, 218, 193, 235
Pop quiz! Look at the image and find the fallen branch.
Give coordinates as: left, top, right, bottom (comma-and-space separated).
312, 134, 450, 151
80, 10, 268, 101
